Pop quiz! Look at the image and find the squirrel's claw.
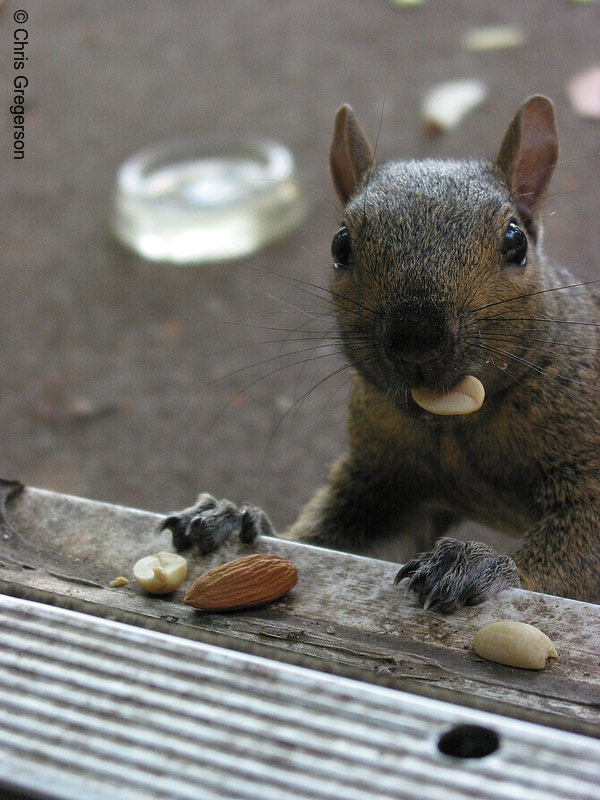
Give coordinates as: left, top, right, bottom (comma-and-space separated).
158, 493, 274, 554
394, 537, 520, 613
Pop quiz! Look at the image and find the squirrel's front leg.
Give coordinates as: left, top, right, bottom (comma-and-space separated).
397, 505, 600, 612
156, 450, 391, 556
280, 452, 394, 550
159, 493, 274, 554
395, 539, 520, 614
160, 450, 434, 557
513, 506, 600, 601
281, 451, 450, 553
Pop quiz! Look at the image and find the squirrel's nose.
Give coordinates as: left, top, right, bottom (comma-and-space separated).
385, 305, 448, 366
396, 348, 443, 366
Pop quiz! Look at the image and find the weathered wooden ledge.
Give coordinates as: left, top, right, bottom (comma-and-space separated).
1, 485, 599, 738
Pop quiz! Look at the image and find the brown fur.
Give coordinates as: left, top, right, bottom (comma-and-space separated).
163, 97, 600, 612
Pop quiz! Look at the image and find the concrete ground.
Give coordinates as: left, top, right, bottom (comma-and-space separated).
1, 0, 599, 560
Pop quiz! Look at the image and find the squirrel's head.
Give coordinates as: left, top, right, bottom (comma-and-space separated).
328, 97, 559, 416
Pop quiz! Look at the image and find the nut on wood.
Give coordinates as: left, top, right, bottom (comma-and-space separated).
184, 553, 298, 611
473, 620, 558, 670
133, 552, 188, 594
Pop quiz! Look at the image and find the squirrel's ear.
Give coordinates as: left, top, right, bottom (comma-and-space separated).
495, 96, 558, 235
330, 104, 375, 205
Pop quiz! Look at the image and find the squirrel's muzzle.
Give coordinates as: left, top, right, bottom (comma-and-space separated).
384, 303, 454, 383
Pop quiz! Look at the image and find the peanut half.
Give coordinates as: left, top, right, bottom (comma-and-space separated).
133, 552, 188, 594
184, 553, 298, 611
411, 375, 485, 416
473, 620, 558, 670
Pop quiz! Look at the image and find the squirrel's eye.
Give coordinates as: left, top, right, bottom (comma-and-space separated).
331, 226, 352, 268
502, 220, 528, 266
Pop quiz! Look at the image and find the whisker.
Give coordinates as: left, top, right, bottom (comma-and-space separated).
480, 343, 598, 394
477, 315, 600, 328
472, 279, 600, 314
481, 338, 584, 364
211, 341, 348, 385
478, 331, 600, 352
247, 176, 344, 220
211, 347, 349, 426
217, 322, 342, 338
237, 260, 382, 324
266, 349, 380, 447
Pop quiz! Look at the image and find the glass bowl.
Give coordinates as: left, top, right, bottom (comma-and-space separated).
111, 137, 305, 264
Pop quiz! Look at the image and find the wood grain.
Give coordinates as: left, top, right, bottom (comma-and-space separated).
1, 486, 599, 737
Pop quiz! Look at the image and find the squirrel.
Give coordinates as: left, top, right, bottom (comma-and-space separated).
161, 95, 600, 613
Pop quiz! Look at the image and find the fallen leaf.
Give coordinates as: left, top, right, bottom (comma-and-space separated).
390, 0, 427, 8
567, 65, 600, 119
461, 25, 526, 52
422, 79, 487, 133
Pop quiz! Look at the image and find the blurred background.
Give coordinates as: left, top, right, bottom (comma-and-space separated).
1, 0, 599, 556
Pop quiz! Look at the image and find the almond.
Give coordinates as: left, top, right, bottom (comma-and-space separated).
184, 553, 298, 611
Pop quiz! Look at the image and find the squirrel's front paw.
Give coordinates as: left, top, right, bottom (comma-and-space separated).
158, 493, 274, 554
394, 537, 520, 613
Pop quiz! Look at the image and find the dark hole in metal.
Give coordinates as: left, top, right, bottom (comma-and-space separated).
437, 724, 500, 759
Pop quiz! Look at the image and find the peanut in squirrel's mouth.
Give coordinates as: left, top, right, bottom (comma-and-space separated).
410, 375, 485, 416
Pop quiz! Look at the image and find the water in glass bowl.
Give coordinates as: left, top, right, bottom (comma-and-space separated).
111, 138, 305, 264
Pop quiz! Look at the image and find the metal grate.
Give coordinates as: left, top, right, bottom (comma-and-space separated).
0, 594, 598, 799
